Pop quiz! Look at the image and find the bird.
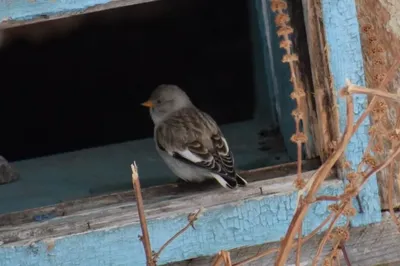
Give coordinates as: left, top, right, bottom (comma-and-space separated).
141, 84, 248, 189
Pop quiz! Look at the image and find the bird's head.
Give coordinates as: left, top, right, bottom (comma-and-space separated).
141, 84, 193, 124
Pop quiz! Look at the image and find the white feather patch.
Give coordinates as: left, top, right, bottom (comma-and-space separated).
221, 137, 230, 155
177, 149, 203, 163
210, 173, 231, 189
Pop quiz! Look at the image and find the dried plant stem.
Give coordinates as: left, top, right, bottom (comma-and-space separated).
275, 94, 355, 266
270, 0, 306, 189
351, 58, 400, 135
213, 251, 232, 266
131, 162, 155, 266
339, 241, 352, 266
296, 210, 303, 266
233, 212, 335, 266
347, 85, 400, 103
312, 204, 348, 265
153, 208, 203, 262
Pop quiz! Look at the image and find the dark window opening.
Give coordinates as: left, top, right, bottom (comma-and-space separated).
0, 0, 299, 214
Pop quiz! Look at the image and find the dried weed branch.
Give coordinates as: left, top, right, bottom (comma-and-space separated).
131, 162, 154, 266
212, 251, 233, 266
153, 208, 203, 263
225, 5, 400, 266
271, 0, 307, 190
130, 162, 202, 265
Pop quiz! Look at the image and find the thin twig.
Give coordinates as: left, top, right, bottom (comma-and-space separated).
152, 208, 203, 262
339, 241, 352, 266
131, 162, 155, 266
347, 85, 400, 103
275, 93, 355, 266
350, 58, 400, 136
212, 252, 225, 266
296, 202, 303, 266
315, 195, 341, 202
313, 204, 349, 265
213, 251, 232, 266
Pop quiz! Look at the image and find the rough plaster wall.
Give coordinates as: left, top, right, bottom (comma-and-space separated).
356, 0, 400, 208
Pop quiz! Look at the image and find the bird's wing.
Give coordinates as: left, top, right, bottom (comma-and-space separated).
155, 108, 237, 185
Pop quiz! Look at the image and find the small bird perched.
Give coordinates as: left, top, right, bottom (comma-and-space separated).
141, 84, 248, 189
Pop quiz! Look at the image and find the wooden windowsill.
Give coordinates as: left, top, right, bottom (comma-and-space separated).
0, 159, 327, 247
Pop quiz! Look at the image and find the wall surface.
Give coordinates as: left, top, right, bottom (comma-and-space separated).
355, 0, 400, 209
320, 0, 382, 226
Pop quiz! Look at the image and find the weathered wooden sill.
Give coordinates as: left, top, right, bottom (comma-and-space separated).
0, 160, 322, 244
0, 159, 350, 265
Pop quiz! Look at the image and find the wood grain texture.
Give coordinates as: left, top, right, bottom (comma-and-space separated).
355, 0, 400, 209
288, 0, 321, 160
167, 213, 400, 266
301, 0, 340, 162
320, 0, 382, 227
0, 170, 352, 265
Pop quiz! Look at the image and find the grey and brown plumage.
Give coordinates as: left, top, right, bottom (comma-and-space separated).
141, 84, 248, 189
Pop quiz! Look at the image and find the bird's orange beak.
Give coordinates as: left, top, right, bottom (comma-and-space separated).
141, 100, 154, 108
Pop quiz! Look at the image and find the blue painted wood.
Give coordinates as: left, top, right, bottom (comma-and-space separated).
0, 182, 346, 266
0, 0, 111, 22
320, 0, 382, 226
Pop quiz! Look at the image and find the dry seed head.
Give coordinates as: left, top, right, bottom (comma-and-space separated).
282, 54, 299, 63
290, 89, 306, 99
293, 178, 306, 189
323, 257, 332, 266
290, 132, 308, 143
389, 131, 400, 142
372, 143, 384, 154
344, 183, 357, 195
371, 45, 384, 54
372, 101, 387, 120
343, 206, 357, 217
373, 57, 385, 66
367, 35, 378, 44
362, 24, 374, 33
346, 172, 359, 182
334, 227, 350, 241
277, 26, 294, 36
363, 154, 377, 169
275, 13, 290, 26
328, 203, 340, 213
270, 0, 287, 11
373, 73, 387, 83
280, 39, 292, 49
291, 109, 304, 120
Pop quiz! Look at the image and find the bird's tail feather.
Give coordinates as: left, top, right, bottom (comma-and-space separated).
210, 173, 236, 189
236, 173, 248, 186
